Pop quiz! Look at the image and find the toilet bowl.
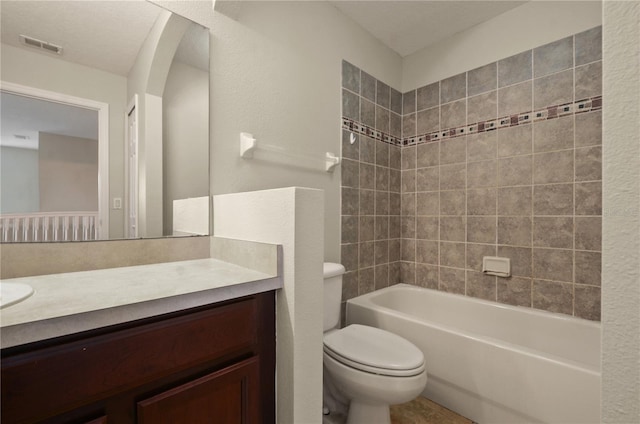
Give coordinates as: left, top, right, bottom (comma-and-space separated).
323, 263, 427, 424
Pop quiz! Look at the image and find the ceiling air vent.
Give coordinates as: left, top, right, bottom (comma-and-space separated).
19, 35, 63, 55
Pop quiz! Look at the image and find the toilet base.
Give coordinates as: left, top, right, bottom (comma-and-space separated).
346, 402, 390, 424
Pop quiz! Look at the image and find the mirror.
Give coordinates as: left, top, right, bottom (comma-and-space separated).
0, 0, 210, 242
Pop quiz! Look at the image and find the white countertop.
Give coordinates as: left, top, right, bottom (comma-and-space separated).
0, 258, 281, 348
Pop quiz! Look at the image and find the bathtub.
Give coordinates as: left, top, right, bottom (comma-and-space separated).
346, 284, 601, 424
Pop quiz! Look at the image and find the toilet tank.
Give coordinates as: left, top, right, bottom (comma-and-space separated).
323, 262, 345, 332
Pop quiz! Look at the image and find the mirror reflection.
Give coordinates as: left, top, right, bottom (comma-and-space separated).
0, 0, 210, 242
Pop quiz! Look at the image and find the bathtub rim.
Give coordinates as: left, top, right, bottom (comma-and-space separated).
346, 283, 601, 374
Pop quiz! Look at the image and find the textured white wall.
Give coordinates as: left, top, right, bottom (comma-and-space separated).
402, 1, 602, 91
209, 1, 402, 262
602, 1, 640, 422
213, 187, 324, 424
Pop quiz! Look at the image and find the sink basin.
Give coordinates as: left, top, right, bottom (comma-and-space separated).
0, 283, 34, 309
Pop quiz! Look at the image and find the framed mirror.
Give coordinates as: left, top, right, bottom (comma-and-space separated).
0, 0, 210, 242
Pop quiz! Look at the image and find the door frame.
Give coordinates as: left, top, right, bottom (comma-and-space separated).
0, 81, 110, 239
125, 95, 139, 239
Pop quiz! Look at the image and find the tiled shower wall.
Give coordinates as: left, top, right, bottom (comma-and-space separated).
341, 26, 602, 320
340, 62, 403, 307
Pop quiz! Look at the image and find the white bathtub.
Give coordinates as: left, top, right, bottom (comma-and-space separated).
346, 284, 601, 424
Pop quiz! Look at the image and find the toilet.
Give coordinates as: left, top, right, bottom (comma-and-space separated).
323, 262, 427, 424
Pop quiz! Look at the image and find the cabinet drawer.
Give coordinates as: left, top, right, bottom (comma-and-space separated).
2, 298, 258, 423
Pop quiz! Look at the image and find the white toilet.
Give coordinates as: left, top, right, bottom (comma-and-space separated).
323, 263, 427, 424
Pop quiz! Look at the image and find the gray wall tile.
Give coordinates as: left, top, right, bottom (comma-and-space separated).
342, 130, 359, 160
534, 183, 574, 215
360, 98, 376, 127
441, 72, 467, 103
342, 60, 360, 92
390, 87, 403, 114
575, 250, 601, 286
533, 217, 574, 249
416, 216, 439, 239
498, 80, 532, 117
467, 271, 497, 301
375, 105, 390, 133
575, 217, 601, 251
467, 91, 497, 124
416, 167, 439, 191
498, 50, 532, 88
390, 112, 402, 138
533, 150, 574, 184
440, 190, 466, 216
533, 248, 573, 282
417, 82, 439, 110
534, 115, 574, 152
360, 163, 375, 189
467, 243, 496, 272
361, 71, 376, 102
498, 276, 532, 307
402, 113, 417, 137
498, 186, 532, 216
376, 139, 390, 167
440, 242, 466, 268
403, 90, 416, 114
575, 146, 602, 181
468, 62, 497, 97
498, 216, 532, 246
498, 123, 532, 157
575, 111, 602, 147
341, 158, 359, 188
402, 145, 417, 170
416, 240, 439, 264
342, 89, 359, 120
440, 137, 467, 165
467, 216, 496, 244
534, 36, 574, 77
575, 182, 602, 215
441, 99, 467, 129
574, 285, 601, 321
439, 267, 466, 294
360, 189, 375, 215
376, 80, 390, 108
499, 155, 533, 186
440, 163, 466, 189
416, 192, 439, 216
467, 131, 497, 162
467, 160, 497, 188
417, 142, 439, 168
417, 107, 440, 134
533, 279, 573, 314
360, 137, 376, 164
498, 246, 532, 277
416, 263, 439, 289
534, 69, 573, 109
467, 188, 497, 215
575, 26, 602, 66
441, 216, 466, 242
575, 61, 602, 100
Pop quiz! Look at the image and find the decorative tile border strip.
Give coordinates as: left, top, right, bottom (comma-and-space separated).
341, 118, 403, 146
342, 96, 602, 148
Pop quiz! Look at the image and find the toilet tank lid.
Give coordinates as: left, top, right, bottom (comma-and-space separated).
323, 262, 345, 278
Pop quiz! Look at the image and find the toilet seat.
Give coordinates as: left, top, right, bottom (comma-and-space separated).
323, 324, 425, 377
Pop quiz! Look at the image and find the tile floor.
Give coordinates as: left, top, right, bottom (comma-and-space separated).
323, 396, 473, 424
390, 396, 473, 424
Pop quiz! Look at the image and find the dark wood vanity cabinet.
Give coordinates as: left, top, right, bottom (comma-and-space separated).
1, 291, 276, 424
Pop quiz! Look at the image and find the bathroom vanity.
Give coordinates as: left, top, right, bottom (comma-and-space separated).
1, 258, 280, 424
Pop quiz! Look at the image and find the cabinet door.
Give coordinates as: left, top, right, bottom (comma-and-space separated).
137, 357, 260, 424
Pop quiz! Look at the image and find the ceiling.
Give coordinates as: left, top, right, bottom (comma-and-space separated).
0, 91, 98, 150
0, 1, 162, 76
0, 0, 208, 77
329, 1, 527, 57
